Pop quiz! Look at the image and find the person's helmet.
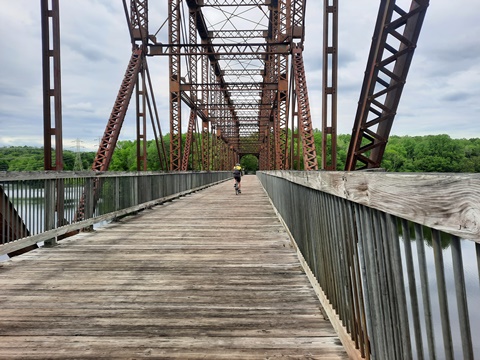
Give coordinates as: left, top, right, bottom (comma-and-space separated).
236, 163, 240, 166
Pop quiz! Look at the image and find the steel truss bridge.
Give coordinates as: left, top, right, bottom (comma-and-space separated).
3, 2, 480, 359
41, 0, 429, 173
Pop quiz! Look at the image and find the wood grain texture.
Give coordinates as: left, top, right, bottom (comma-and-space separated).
264, 171, 480, 242
0, 175, 348, 359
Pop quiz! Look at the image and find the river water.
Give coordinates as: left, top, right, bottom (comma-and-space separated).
400, 237, 480, 359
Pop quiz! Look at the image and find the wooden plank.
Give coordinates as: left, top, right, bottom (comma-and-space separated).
263, 170, 480, 241
0, 175, 349, 359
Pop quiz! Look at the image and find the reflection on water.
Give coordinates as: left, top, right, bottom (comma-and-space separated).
400, 235, 480, 359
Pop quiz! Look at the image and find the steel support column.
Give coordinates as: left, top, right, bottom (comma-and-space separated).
201, 41, 210, 171
131, 0, 149, 171
136, 64, 147, 171
169, 0, 182, 171
322, 0, 338, 170
41, 0, 64, 241
181, 7, 200, 171
41, 0, 63, 171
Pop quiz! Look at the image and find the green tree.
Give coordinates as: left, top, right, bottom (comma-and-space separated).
240, 154, 258, 173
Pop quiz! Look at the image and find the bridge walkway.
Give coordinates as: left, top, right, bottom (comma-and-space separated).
0, 175, 348, 359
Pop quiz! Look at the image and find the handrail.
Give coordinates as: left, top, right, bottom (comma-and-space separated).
258, 170, 478, 360
262, 170, 480, 241
1, 171, 230, 256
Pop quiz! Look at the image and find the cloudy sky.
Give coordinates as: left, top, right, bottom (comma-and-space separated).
0, 1, 479, 152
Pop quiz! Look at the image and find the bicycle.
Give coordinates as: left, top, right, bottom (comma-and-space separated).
234, 178, 241, 195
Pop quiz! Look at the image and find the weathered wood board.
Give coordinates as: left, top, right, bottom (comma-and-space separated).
264, 170, 480, 241
0, 175, 348, 359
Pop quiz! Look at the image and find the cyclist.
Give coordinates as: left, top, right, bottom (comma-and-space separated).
233, 163, 242, 193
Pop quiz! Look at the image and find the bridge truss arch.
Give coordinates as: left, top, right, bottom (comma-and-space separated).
41, 0, 430, 173
87, 0, 319, 172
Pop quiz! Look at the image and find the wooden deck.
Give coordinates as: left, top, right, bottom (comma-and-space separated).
0, 175, 348, 359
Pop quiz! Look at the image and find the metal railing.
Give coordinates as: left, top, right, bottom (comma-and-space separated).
258, 171, 479, 360
1, 171, 230, 256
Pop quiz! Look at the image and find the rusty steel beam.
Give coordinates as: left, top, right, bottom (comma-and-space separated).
346, 0, 430, 171
201, 0, 271, 6
181, 82, 278, 91
208, 30, 267, 39
169, 0, 182, 171
0, 186, 30, 245
133, 1, 148, 171
182, 109, 197, 171
41, 0, 63, 171
78, 48, 143, 222
92, 48, 143, 171
292, 46, 318, 171
150, 43, 287, 56
130, 0, 148, 42
181, 5, 199, 172
136, 66, 147, 171
275, 0, 289, 169
41, 0, 65, 238
322, 0, 338, 170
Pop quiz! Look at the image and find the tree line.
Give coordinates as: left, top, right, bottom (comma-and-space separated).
1, 132, 479, 173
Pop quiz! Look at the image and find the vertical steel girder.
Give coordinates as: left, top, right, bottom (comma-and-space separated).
41, 0, 63, 171
271, 0, 289, 170
181, 6, 200, 171
136, 66, 147, 171
41, 0, 64, 236
132, 1, 148, 171
292, 46, 319, 171
345, 0, 429, 170
201, 43, 210, 171
169, 0, 182, 171
322, 0, 338, 170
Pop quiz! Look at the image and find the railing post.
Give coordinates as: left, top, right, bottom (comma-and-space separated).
414, 224, 436, 359
432, 230, 454, 360
386, 214, 411, 359
44, 179, 56, 247
401, 220, 425, 360
115, 177, 120, 211
83, 177, 94, 231
451, 236, 474, 359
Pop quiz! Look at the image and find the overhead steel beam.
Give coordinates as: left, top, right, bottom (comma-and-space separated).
201, 0, 271, 6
